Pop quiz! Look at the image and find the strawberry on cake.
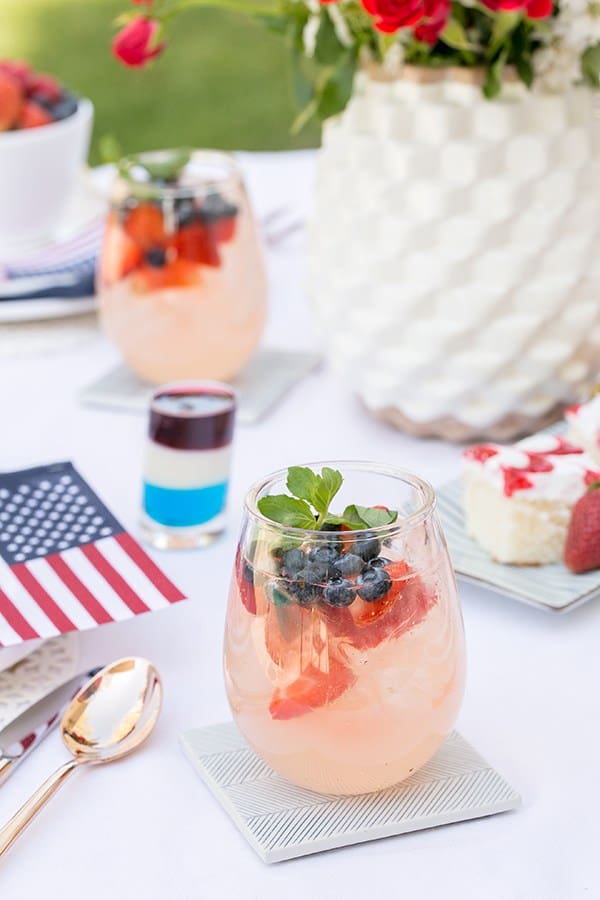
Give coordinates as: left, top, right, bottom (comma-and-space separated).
463, 435, 600, 565
565, 395, 600, 467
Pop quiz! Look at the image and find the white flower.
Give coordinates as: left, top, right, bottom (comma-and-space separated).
545, 0, 600, 52
534, 42, 582, 93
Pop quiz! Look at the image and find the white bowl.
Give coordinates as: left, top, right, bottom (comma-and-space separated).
0, 97, 93, 250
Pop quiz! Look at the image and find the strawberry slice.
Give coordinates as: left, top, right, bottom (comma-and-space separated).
0, 71, 23, 131
564, 482, 600, 573
17, 100, 53, 129
269, 654, 356, 720
210, 216, 236, 244
124, 204, 167, 250
131, 258, 202, 293
100, 217, 143, 284
175, 222, 220, 267
235, 547, 256, 615
320, 561, 433, 650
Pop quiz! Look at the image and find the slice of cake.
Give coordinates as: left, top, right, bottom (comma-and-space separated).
463, 434, 600, 565
565, 395, 600, 466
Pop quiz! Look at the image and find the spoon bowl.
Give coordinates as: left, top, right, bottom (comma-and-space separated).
0, 657, 162, 858
62, 658, 162, 763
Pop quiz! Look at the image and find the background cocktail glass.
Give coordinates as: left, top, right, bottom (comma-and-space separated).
98, 150, 267, 384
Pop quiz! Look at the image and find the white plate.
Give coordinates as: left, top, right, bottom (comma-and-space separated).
437, 477, 600, 613
0, 169, 106, 324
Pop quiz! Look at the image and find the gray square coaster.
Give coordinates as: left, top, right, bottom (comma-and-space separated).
180, 722, 520, 863
80, 348, 321, 424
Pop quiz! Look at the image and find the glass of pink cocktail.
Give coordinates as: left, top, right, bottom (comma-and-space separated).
224, 462, 466, 796
97, 149, 267, 384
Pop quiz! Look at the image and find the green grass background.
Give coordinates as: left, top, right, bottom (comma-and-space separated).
1, 0, 320, 163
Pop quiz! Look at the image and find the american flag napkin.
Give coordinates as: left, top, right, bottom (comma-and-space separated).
0, 461, 186, 648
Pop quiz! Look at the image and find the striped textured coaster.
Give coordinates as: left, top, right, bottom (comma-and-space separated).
180, 722, 520, 863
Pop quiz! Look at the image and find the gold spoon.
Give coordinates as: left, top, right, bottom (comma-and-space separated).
0, 657, 162, 858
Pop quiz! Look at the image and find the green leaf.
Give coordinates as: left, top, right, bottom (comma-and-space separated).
286, 466, 321, 504
313, 467, 343, 513
98, 133, 123, 165
315, 8, 341, 66
487, 11, 520, 58
483, 47, 508, 99
123, 148, 192, 182
342, 505, 398, 529
440, 18, 474, 52
290, 49, 314, 107
582, 44, 600, 88
257, 494, 316, 529
315, 51, 356, 121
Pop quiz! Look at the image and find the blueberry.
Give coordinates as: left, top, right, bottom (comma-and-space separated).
354, 534, 381, 561
241, 560, 254, 585
368, 557, 392, 569
51, 93, 78, 121
301, 562, 329, 584
175, 197, 198, 228
333, 553, 365, 578
318, 522, 345, 551
307, 545, 339, 573
323, 577, 356, 608
356, 568, 392, 602
145, 247, 167, 268
280, 548, 305, 576
200, 192, 238, 223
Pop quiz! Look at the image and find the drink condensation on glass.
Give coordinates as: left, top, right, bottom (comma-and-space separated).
141, 381, 235, 549
224, 462, 466, 796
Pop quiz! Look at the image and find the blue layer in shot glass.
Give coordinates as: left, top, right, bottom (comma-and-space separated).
140, 381, 235, 549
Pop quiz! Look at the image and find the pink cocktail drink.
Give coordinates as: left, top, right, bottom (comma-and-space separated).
97, 150, 267, 384
224, 463, 466, 796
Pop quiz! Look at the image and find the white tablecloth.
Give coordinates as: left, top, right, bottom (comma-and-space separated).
1, 151, 598, 900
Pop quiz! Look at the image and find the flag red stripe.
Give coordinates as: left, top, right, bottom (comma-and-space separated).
115, 533, 186, 603
46, 554, 114, 625
81, 544, 150, 615
11, 564, 76, 634
0, 589, 39, 641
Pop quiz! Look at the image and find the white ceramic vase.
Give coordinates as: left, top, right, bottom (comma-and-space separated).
308, 68, 600, 441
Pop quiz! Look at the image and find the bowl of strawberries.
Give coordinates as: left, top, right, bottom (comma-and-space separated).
0, 60, 93, 248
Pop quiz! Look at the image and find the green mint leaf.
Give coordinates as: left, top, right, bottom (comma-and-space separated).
342, 504, 398, 529
257, 495, 316, 529
286, 466, 322, 505
312, 466, 343, 515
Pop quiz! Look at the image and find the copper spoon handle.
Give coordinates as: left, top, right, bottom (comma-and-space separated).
0, 758, 82, 858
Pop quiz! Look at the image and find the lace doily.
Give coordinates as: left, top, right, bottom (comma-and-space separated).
0, 633, 79, 730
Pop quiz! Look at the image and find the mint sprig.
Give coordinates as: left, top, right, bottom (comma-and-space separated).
257, 465, 398, 531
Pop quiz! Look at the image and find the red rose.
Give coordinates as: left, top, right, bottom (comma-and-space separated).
361, 0, 424, 33
112, 16, 166, 68
481, 0, 553, 18
414, 0, 450, 43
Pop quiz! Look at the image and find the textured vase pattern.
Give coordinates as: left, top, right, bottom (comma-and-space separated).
308, 72, 600, 441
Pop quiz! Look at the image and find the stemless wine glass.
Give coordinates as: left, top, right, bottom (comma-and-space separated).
97, 149, 267, 384
224, 462, 466, 796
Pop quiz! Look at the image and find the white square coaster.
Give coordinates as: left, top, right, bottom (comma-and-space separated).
180, 722, 520, 863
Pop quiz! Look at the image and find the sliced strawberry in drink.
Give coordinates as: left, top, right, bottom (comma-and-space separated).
124, 204, 167, 250
235, 546, 256, 615
269, 654, 356, 720
320, 561, 434, 650
210, 215, 236, 244
100, 217, 143, 284
175, 222, 220, 267
131, 258, 202, 293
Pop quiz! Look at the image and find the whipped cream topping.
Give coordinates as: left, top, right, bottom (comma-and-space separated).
463, 434, 600, 502
565, 395, 600, 445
